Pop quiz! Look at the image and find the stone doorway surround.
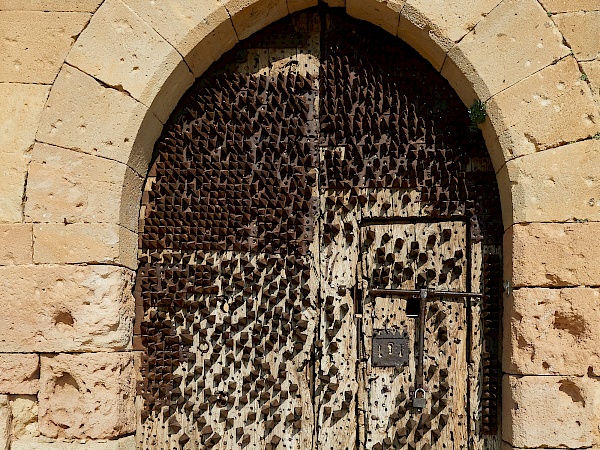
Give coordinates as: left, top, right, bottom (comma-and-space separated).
1, 0, 600, 449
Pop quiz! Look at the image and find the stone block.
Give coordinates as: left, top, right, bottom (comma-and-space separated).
398, 0, 499, 70
346, 0, 404, 35
441, 0, 569, 105
0, 11, 90, 83
0, 395, 10, 450
0, 83, 48, 223
0, 265, 134, 352
0, 0, 102, 11
11, 436, 136, 450
504, 287, 600, 375
540, 0, 600, 12
224, 0, 289, 41
9, 396, 38, 439
0, 83, 49, 155
24, 143, 143, 232
123, 0, 238, 77
11, 436, 135, 450
505, 222, 600, 287
33, 223, 138, 270
502, 139, 600, 225
581, 60, 600, 104
485, 57, 600, 163
503, 375, 599, 448
36, 64, 163, 177
0, 224, 32, 265
554, 11, 600, 61
0, 152, 29, 224
0, 355, 39, 395
67, 0, 194, 123
39, 353, 136, 440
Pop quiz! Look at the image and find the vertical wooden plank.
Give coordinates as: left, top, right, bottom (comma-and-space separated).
295, 12, 320, 78
418, 222, 468, 450
360, 223, 418, 450
316, 187, 360, 450
469, 238, 484, 450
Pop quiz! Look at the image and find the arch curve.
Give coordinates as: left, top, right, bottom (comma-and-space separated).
31, 0, 598, 249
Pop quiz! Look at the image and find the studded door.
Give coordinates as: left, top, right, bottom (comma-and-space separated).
136, 8, 502, 450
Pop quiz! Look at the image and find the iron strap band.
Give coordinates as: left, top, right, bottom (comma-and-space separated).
368, 288, 483, 299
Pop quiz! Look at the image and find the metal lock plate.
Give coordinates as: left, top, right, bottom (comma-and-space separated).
372, 330, 409, 367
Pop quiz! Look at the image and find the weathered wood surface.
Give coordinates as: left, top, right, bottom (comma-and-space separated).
138, 9, 504, 450
359, 222, 469, 450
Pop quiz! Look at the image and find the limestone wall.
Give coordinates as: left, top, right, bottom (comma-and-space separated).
0, 0, 599, 448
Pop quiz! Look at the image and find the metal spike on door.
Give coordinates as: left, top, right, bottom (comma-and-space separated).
412, 388, 427, 409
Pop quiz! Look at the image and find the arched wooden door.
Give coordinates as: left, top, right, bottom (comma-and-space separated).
135, 9, 502, 450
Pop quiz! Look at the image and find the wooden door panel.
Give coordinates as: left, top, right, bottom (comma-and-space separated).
316, 187, 360, 450
359, 222, 469, 450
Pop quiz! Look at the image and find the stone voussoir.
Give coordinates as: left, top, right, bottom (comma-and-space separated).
580, 60, 600, 105
66, 0, 195, 123
288, 0, 318, 13
503, 375, 599, 448
38, 353, 136, 440
24, 143, 143, 232
441, 0, 569, 105
0, 265, 135, 353
35, 64, 162, 178
223, 0, 289, 41
346, 0, 404, 36
122, 0, 238, 78
398, 0, 500, 71
504, 287, 600, 375
505, 222, 600, 287
0, 354, 39, 395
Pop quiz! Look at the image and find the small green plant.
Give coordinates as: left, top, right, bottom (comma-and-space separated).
547, 12, 553, 17
580, 72, 588, 81
468, 99, 487, 132
593, 132, 600, 140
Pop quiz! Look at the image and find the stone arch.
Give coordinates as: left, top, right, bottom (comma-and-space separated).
30, 0, 599, 255
22, 0, 600, 446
